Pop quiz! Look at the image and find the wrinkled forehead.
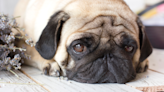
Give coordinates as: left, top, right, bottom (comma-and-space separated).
66, 16, 139, 46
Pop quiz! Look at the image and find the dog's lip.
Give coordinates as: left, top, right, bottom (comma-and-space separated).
74, 70, 111, 83
66, 57, 136, 83
67, 69, 136, 83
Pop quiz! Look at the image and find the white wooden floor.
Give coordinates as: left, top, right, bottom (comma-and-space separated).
0, 48, 164, 92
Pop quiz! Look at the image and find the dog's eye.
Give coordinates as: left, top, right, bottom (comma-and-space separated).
73, 44, 86, 52
125, 46, 133, 52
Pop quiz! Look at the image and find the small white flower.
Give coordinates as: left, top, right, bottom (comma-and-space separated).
1, 16, 6, 21
25, 34, 28, 36
14, 54, 21, 60
9, 43, 14, 49
4, 35, 15, 44
0, 23, 6, 30
13, 48, 16, 52
20, 28, 25, 32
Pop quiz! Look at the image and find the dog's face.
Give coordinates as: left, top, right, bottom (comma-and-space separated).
35, 0, 152, 83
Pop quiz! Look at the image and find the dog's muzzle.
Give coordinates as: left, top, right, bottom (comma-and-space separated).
66, 53, 136, 84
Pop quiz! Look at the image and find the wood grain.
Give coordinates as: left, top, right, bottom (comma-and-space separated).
1, 49, 164, 92
126, 70, 164, 92
148, 48, 164, 74
21, 65, 141, 92
0, 70, 48, 92
125, 48, 164, 92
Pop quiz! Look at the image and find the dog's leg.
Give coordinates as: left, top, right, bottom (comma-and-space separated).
18, 40, 61, 77
25, 55, 61, 77
136, 59, 149, 73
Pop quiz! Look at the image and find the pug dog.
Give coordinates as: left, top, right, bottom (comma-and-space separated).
14, 0, 152, 83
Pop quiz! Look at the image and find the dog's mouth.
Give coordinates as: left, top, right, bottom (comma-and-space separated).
66, 54, 136, 84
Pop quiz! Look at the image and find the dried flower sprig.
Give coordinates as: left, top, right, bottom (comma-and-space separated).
0, 13, 35, 77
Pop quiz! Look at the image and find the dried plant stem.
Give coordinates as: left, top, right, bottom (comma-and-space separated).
15, 36, 25, 39
8, 69, 19, 78
0, 82, 43, 85
13, 27, 28, 40
0, 45, 26, 51
0, 14, 35, 77
12, 16, 21, 19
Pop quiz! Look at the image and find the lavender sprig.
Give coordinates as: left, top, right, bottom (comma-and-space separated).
0, 13, 35, 77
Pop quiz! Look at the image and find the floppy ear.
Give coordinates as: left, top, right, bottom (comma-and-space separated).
137, 17, 152, 62
35, 11, 70, 59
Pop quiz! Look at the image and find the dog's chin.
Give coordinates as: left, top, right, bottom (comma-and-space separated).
66, 55, 136, 84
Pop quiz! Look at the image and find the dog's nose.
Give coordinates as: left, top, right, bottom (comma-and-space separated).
109, 53, 113, 58
103, 53, 114, 61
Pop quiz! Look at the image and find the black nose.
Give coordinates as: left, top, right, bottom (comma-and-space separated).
103, 53, 114, 61
109, 53, 113, 58
67, 52, 136, 84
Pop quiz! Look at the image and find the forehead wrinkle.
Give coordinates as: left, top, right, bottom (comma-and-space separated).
75, 15, 103, 32
79, 15, 137, 38
118, 14, 137, 34
77, 15, 114, 32
113, 31, 125, 38
80, 27, 103, 37
114, 25, 136, 36
83, 32, 101, 37
66, 31, 101, 46
66, 15, 138, 47
80, 16, 114, 38
80, 26, 102, 33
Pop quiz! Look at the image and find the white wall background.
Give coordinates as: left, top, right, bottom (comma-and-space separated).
124, 0, 145, 13
0, 0, 145, 15
0, 0, 163, 15
0, 0, 19, 15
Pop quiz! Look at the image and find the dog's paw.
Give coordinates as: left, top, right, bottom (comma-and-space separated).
43, 62, 61, 77
136, 59, 149, 73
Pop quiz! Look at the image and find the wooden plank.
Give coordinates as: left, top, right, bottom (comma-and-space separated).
126, 70, 164, 92
21, 65, 141, 92
148, 48, 164, 74
20, 48, 164, 92
0, 70, 48, 92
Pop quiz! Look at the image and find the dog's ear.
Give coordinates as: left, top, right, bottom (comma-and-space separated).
137, 17, 152, 62
35, 11, 70, 59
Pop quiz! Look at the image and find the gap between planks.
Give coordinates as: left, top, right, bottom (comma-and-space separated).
19, 48, 164, 92
21, 65, 142, 92
21, 65, 164, 92
148, 48, 164, 74
148, 69, 164, 75
126, 69, 164, 92
0, 70, 48, 92
126, 85, 164, 92
20, 69, 50, 92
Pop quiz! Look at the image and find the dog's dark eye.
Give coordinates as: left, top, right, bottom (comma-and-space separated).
125, 46, 133, 52
73, 44, 86, 53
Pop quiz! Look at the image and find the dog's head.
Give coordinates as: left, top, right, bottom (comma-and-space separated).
35, 0, 152, 83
